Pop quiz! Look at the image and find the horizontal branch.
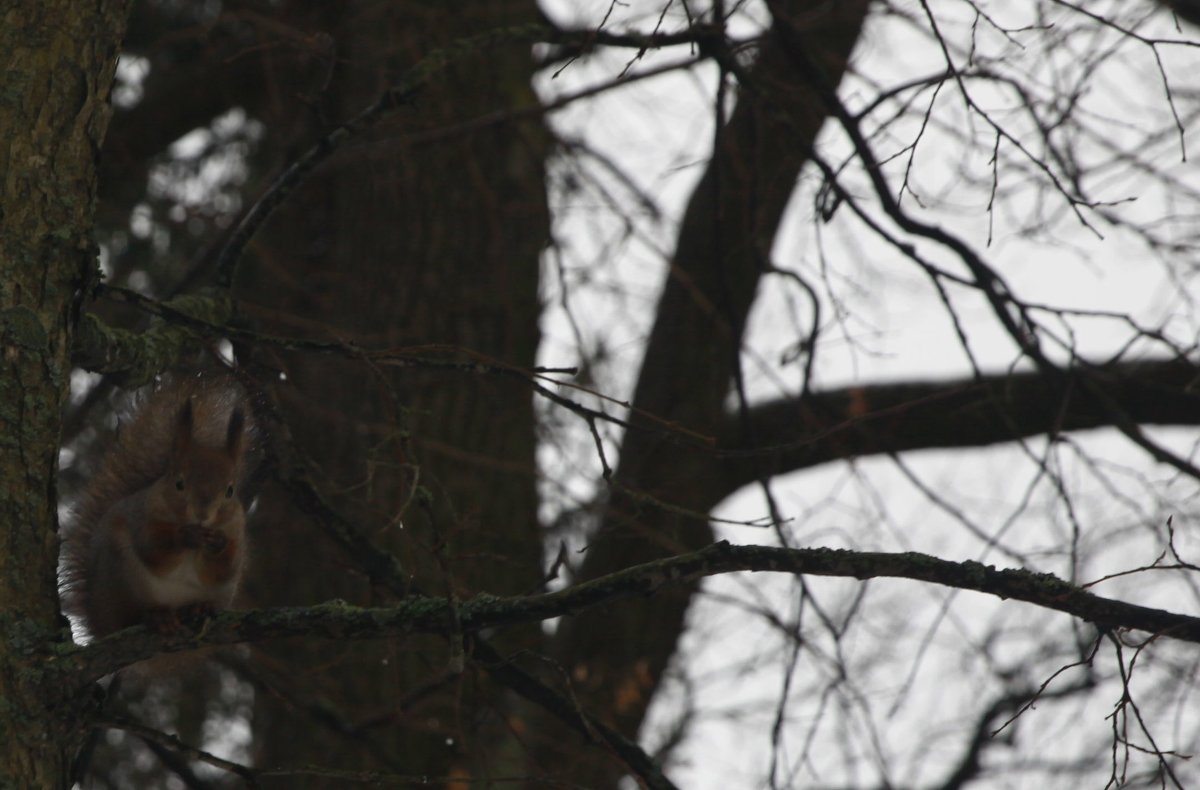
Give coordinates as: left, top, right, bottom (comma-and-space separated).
58, 540, 1200, 688
717, 358, 1200, 496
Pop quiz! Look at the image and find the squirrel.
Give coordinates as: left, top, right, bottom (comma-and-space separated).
61, 374, 255, 644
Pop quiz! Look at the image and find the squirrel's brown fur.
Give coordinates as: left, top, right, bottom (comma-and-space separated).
61, 373, 256, 648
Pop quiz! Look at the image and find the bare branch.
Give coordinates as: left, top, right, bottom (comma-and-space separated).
63, 541, 1200, 687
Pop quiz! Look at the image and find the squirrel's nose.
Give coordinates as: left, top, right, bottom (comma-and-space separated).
189, 508, 216, 527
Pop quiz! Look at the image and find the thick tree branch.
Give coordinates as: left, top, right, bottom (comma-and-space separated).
714, 358, 1200, 498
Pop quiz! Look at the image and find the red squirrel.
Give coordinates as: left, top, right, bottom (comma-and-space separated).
61, 375, 254, 641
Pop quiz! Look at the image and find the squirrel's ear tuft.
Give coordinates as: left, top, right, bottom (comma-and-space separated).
226, 408, 246, 455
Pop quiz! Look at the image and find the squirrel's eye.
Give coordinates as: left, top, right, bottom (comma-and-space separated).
225, 484, 234, 498
175, 479, 185, 491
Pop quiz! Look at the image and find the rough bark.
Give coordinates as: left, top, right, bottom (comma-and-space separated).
0, 0, 130, 785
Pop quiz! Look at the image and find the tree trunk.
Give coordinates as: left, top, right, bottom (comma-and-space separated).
551, 2, 871, 785
237, 1, 549, 782
0, 0, 130, 785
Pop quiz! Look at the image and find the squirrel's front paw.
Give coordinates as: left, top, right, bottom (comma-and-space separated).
183, 526, 228, 554
200, 528, 228, 554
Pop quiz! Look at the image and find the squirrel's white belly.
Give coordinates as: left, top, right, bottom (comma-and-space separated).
140, 553, 227, 607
